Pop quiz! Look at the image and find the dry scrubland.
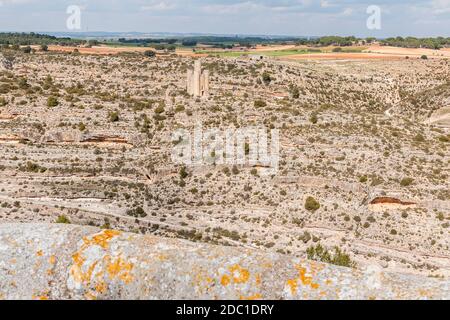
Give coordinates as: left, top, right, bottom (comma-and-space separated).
0, 50, 449, 278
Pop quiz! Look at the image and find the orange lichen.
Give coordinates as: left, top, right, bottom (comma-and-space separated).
240, 293, 262, 300
69, 229, 125, 287
36, 250, 43, 257
95, 281, 107, 294
83, 230, 121, 249
229, 264, 250, 284
287, 279, 298, 295
49, 255, 56, 265
32, 291, 49, 300
158, 254, 168, 261
221, 275, 231, 286
69, 252, 99, 284
255, 274, 261, 286
105, 256, 134, 284
286, 265, 320, 295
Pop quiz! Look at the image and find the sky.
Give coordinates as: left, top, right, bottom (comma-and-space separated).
0, 0, 449, 37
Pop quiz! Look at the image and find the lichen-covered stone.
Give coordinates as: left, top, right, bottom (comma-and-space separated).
0, 223, 448, 300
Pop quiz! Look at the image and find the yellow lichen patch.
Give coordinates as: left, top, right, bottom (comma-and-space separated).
49, 255, 56, 265
240, 293, 262, 300
32, 291, 49, 300
221, 274, 231, 286
229, 264, 250, 284
95, 281, 108, 294
419, 289, 433, 298
298, 266, 320, 289
69, 252, 99, 285
68, 229, 124, 287
105, 256, 134, 284
83, 230, 121, 249
84, 291, 98, 300
158, 254, 168, 261
286, 279, 298, 295
286, 265, 320, 294
255, 274, 261, 286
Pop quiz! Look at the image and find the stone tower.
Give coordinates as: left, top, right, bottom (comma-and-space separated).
187, 60, 209, 98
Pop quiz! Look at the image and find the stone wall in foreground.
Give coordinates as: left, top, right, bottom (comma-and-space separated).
0, 223, 448, 300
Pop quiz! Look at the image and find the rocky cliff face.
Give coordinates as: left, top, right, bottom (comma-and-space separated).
0, 223, 448, 300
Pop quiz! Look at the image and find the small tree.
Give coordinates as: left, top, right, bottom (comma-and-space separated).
56, 215, 71, 224
144, 50, 156, 58
305, 196, 320, 212
109, 111, 119, 122
47, 96, 59, 107
262, 72, 272, 85
22, 46, 32, 54
309, 112, 319, 124
254, 100, 267, 108
400, 177, 414, 187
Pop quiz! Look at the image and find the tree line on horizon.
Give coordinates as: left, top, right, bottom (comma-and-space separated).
1, 32, 449, 50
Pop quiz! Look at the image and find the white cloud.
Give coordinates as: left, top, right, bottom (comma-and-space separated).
141, 1, 176, 11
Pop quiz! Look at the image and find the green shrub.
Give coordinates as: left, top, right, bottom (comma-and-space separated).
262, 72, 272, 85
109, 111, 119, 122
144, 50, 156, 57
309, 112, 319, 124
180, 166, 189, 179
56, 215, 71, 224
307, 244, 355, 268
305, 196, 320, 212
47, 96, 59, 107
400, 177, 414, 187
254, 100, 267, 108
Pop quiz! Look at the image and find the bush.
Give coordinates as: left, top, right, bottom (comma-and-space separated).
144, 50, 156, 57
309, 112, 319, 124
109, 111, 119, 122
307, 244, 355, 268
400, 177, 414, 187
180, 166, 189, 179
56, 215, 71, 224
262, 72, 272, 85
254, 100, 267, 108
421, 55, 428, 60
332, 47, 342, 52
47, 96, 59, 107
126, 206, 147, 218
305, 196, 320, 212
21, 46, 32, 54
414, 133, 425, 142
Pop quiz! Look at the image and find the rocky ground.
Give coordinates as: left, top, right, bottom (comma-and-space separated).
0, 50, 448, 278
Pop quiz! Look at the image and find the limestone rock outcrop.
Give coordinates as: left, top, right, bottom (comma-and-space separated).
0, 223, 448, 300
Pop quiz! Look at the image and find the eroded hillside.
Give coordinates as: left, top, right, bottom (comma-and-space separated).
0, 51, 449, 278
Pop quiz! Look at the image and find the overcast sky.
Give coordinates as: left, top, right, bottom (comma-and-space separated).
0, 0, 449, 37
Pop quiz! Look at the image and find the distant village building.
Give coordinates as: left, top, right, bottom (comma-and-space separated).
187, 60, 209, 98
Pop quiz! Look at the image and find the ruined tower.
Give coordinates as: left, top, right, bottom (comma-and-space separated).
187, 60, 209, 98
